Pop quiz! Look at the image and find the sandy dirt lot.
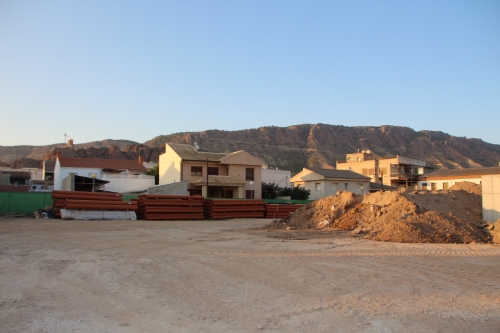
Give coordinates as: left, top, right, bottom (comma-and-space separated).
1, 218, 499, 333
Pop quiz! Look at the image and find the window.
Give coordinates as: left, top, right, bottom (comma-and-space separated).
422, 183, 428, 190
208, 167, 219, 175
431, 183, 436, 191
315, 183, 321, 191
344, 183, 348, 190
361, 168, 368, 175
357, 157, 361, 162
246, 190, 255, 199
191, 166, 202, 176
246, 168, 254, 181
349, 167, 352, 171
189, 189, 202, 196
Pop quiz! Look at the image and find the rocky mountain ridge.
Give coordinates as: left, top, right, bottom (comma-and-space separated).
1, 124, 499, 172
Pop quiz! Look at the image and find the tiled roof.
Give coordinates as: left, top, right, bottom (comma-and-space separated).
0, 185, 30, 193
308, 168, 371, 180
168, 143, 228, 162
58, 158, 146, 172
191, 175, 246, 186
421, 166, 500, 179
2, 171, 31, 178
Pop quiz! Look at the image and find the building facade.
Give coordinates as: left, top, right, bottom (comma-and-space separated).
290, 168, 371, 200
417, 166, 500, 191
54, 154, 154, 193
336, 150, 431, 189
159, 143, 265, 199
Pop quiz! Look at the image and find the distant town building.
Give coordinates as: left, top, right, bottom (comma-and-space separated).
336, 150, 432, 189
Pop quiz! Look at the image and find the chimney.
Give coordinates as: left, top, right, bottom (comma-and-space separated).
56, 151, 61, 159
139, 156, 144, 165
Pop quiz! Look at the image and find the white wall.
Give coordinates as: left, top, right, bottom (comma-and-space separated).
482, 175, 500, 223
101, 174, 155, 193
297, 179, 369, 200
417, 177, 481, 190
261, 169, 292, 188
54, 163, 101, 190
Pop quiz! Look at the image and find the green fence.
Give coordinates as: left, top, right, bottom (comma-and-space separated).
0, 192, 54, 215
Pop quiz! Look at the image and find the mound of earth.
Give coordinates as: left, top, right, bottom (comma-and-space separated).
449, 181, 482, 195
274, 190, 491, 244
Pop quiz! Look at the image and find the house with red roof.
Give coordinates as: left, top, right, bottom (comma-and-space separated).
54, 153, 154, 193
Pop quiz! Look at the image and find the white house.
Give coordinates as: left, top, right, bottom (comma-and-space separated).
290, 168, 371, 200
417, 166, 500, 191
54, 153, 154, 193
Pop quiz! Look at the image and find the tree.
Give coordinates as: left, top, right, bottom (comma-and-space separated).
279, 186, 310, 200
262, 182, 311, 200
145, 164, 159, 185
261, 182, 281, 199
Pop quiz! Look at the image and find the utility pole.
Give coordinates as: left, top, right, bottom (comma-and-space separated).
206, 157, 209, 198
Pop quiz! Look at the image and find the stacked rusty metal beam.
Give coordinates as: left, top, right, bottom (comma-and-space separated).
265, 204, 302, 219
136, 194, 205, 220
203, 199, 266, 219
51, 190, 136, 218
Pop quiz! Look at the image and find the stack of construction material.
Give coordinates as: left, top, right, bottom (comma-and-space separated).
136, 194, 204, 220
51, 190, 137, 220
204, 199, 265, 219
265, 204, 302, 219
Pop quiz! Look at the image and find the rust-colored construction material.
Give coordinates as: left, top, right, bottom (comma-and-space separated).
50, 190, 135, 218
136, 195, 205, 220
204, 199, 266, 219
52, 193, 123, 201
52, 190, 122, 198
265, 204, 302, 219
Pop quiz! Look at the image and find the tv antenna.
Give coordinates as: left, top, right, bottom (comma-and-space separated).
64, 133, 71, 142
193, 141, 200, 150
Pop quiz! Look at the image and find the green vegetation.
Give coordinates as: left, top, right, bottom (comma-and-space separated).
145, 164, 159, 185
261, 182, 310, 200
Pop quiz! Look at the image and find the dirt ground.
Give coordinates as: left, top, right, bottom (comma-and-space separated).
1, 218, 500, 333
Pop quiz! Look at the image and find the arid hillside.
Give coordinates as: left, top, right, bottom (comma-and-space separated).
2, 124, 500, 171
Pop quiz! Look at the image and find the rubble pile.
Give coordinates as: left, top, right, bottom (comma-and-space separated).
274, 185, 492, 244
449, 181, 482, 195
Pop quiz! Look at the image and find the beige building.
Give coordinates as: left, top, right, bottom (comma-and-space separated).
418, 166, 500, 191
159, 143, 265, 199
336, 150, 431, 189
482, 174, 500, 223
290, 168, 370, 200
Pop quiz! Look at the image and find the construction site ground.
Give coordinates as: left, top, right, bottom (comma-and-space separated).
1, 218, 500, 333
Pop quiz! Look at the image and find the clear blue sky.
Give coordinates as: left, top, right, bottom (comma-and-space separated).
1, 0, 499, 146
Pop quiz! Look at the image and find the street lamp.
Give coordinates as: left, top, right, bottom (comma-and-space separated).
91, 173, 97, 192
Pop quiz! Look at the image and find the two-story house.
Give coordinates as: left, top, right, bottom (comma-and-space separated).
159, 143, 265, 199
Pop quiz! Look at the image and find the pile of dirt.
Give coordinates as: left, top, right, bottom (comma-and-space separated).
273, 189, 492, 244
449, 181, 482, 195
